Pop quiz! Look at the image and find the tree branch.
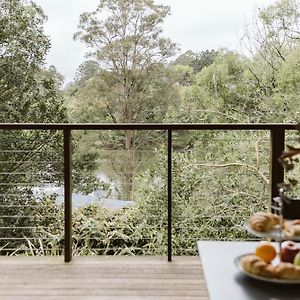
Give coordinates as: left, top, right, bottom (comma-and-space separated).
194, 162, 269, 185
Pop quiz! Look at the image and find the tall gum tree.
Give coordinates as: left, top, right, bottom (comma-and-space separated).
74, 0, 177, 199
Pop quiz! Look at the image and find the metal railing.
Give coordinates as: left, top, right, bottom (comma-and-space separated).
0, 123, 297, 262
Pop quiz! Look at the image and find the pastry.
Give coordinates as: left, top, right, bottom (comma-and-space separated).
249, 212, 281, 232
274, 262, 300, 280
284, 219, 300, 237
241, 255, 300, 280
240, 255, 275, 278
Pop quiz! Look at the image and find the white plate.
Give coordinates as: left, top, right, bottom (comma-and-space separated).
234, 254, 300, 284
244, 222, 300, 241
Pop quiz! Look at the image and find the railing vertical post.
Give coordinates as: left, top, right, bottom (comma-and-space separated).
270, 128, 285, 208
167, 129, 172, 262
64, 129, 72, 262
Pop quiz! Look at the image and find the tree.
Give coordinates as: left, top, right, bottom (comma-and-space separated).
257, 47, 300, 122
74, 0, 177, 124
190, 50, 219, 74
0, 0, 67, 188
172, 51, 256, 123
0, 0, 68, 252
1, 0, 50, 120
73, 0, 178, 199
172, 50, 196, 67
243, 0, 300, 90
73, 60, 101, 86
235, 0, 300, 123
172, 49, 219, 74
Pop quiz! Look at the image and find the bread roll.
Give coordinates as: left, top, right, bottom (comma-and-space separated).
249, 212, 281, 232
274, 263, 300, 280
284, 219, 300, 237
241, 255, 275, 278
241, 255, 300, 280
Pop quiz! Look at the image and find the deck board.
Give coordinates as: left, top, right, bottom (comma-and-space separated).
0, 256, 209, 300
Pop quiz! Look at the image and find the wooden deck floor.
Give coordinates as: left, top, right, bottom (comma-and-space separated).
0, 256, 209, 300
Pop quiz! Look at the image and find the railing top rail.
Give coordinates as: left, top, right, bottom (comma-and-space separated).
0, 123, 296, 130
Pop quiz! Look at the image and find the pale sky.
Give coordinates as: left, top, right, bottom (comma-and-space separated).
33, 0, 278, 84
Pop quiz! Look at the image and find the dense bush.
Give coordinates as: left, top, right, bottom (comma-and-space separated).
3, 130, 270, 257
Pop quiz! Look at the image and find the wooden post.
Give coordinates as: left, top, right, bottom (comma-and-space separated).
167, 129, 172, 262
270, 128, 285, 210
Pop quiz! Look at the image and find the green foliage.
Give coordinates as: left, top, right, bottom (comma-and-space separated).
0, 0, 69, 166
1, 131, 282, 256
172, 50, 196, 67
69, 0, 180, 199
134, 135, 270, 255
243, 0, 300, 94
0, 0, 59, 122
172, 49, 219, 74
72, 133, 101, 194
166, 50, 260, 124
168, 64, 194, 86
191, 50, 220, 73
278, 48, 300, 93
3, 0, 300, 257
72, 0, 178, 125
0, 0, 67, 121
0, 0, 70, 249
194, 52, 246, 111
73, 60, 101, 86
9, 200, 168, 256
258, 0, 300, 46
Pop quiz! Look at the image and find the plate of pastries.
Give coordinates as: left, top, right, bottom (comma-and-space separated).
235, 241, 300, 283
246, 211, 300, 240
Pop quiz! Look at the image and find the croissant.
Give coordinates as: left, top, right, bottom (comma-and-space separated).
284, 219, 300, 237
240, 255, 275, 278
274, 262, 300, 280
249, 212, 281, 232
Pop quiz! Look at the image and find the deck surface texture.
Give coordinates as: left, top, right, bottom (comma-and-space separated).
0, 256, 209, 300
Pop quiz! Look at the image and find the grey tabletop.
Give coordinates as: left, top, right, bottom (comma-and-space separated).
197, 241, 300, 300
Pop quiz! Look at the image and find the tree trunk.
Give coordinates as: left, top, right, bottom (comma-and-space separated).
121, 87, 135, 200
122, 130, 135, 200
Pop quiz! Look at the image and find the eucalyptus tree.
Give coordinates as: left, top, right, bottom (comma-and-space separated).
172, 49, 219, 74
73, 0, 177, 199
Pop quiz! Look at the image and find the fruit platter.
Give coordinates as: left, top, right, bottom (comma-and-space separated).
236, 211, 300, 283
235, 241, 300, 283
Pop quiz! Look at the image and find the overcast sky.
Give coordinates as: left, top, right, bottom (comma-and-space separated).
33, 0, 278, 84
